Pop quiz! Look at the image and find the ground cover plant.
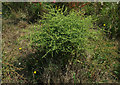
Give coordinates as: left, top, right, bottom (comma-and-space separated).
2, 2, 120, 84
83, 2, 120, 39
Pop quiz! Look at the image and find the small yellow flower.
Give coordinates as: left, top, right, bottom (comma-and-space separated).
19, 48, 22, 50
103, 24, 106, 26
61, 13, 63, 15
34, 71, 36, 74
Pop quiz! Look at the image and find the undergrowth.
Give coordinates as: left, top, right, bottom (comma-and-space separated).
2, 3, 120, 84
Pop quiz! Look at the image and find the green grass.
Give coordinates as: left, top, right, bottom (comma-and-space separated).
2, 3, 120, 84
2, 19, 120, 84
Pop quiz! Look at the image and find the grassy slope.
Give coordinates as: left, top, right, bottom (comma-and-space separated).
2, 15, 120, 83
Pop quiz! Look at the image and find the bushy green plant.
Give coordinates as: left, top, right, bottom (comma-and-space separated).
13, 4, 119, 83
28, 6, 99, 65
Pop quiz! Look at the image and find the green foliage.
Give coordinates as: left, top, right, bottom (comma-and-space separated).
2, 2, 47, 23
2, 2, 120, 83
30, 6, 92, 57
83, 2, 120, 38
96, 3, 120, 38
23, 6, 105, 83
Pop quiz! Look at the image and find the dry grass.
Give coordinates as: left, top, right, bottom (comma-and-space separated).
2, 17, 120, 83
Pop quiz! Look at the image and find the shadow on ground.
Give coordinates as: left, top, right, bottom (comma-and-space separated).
16, 50, 72, 83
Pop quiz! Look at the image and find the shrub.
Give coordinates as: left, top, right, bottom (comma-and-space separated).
28, 6, 100, 66
18, 4, 119, 83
